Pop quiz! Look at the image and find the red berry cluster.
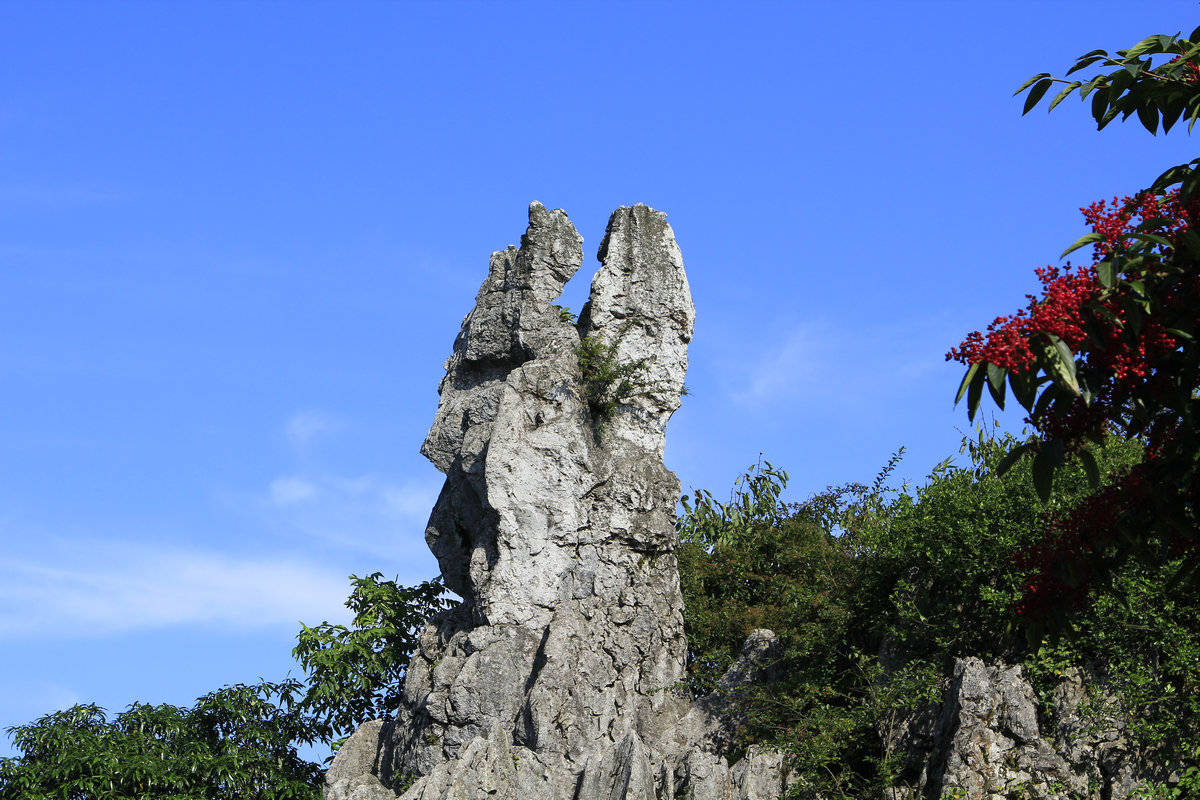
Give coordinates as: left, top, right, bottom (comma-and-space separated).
1165, 54, 1200, 83
1081, 192, 1189, 258
945, 264, 1096, 373
947, 190, 1196, 445
948, 189, 1200, 622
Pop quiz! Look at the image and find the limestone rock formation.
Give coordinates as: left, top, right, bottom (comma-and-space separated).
886, 658, 1159, 800
325, 203, 781, 800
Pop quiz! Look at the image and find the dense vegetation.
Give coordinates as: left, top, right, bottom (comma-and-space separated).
0, 575, 448, 800
677, 434, 1200, 798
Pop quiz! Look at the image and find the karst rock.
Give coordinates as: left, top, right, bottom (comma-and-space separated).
324, 203, 779, 800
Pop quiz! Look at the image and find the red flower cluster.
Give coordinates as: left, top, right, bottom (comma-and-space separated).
1165, 54, 1200, 83
1081, 192, 1189, 258
946, 263, 1096, 374
947, 190, 1196, 445
949, 188, 1200, 623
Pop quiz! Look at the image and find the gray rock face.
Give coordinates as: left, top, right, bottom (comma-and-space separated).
885, 657, 1156, 800
327, 203, 784, 800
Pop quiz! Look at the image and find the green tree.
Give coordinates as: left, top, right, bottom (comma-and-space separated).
677, 433, 1199, 798
0, 573, 448, 800
948, 26, 1200, 625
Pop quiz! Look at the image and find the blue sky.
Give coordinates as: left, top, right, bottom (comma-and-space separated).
1, 0, 1196, 765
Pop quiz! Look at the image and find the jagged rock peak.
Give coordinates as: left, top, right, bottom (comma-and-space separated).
419, 201, 584, 476
326, 203, 747, 800
581, 205, 695, 456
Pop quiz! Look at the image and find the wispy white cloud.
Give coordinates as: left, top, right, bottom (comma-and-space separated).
261, 472, 441, 562
269, 476, 319, 506
721, 312, 962, 411
731, 326, 825, 407
0, 540, 353, 640
284, 410, 343, 451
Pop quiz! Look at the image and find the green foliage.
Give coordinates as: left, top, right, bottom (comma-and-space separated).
291, 573, 450, 747
575, 328, 652, 431
0, 682, 323, 800
676, 433, 1200, 798
0, 573, 449, 799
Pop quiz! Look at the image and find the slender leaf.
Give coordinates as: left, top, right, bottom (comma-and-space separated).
955, 362, 980, 405
1079, 75, 1106, 100
1048, 81, 1083, 111
995, 441, 1034, 477
1035, 334, 1081, 396
1066, 55, 1106, 76
1009, 368, 1038, 411
967, 365, 985, 422
1079, 448, 1100, 488
1061, 231, 1104, 258
1091, 85, 1111, 123
1137, 103, 1159, 134
1023, 78, 1054, 115
1162, 98, 1187, 133
986, 363, 1006, 410
1097, 260, 1116, 288
1031, 442, 1056, 501
1014, 72, 1051, 95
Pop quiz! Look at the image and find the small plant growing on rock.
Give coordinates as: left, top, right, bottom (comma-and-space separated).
575, 326, 652, 434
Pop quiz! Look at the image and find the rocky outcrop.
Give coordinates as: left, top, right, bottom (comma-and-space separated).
885, 658, 1161, 800
325, 203, 783, 800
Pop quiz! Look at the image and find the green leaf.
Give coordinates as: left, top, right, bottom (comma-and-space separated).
1031, 384, 1056, 421
1079, 75, 1106, 99
1035, 334, 1081, 396
1108, 67, 1134, 97
1078, 448, 1100, 488
1161, 98, 1187, 132
1061, 231, 1103, 258
1136, 103, 1159, 134
1009, 368, 1038, 411
1048, 81, 1082, 111
954, 362, 980, 405
1023, 78, 1054, 114
1066, 55, 1106, 76
1014, 72, 1051, 95
967, 365, 985, 423
1097, 260, 1116, 288
995, 441, 1033, 477
1091, 85, 1111, 124
1166, 327, 1194, 341
1124, 36, 1165, 59
986, 363, 1006, 410
1031, 443, 1056, 501
1187, 94, 1200, 132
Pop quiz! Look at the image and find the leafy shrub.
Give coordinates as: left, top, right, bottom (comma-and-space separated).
676, 432, 1199, 798
0, 573, 449, 799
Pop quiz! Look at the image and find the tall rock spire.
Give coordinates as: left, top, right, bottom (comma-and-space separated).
324, 204, 782, 800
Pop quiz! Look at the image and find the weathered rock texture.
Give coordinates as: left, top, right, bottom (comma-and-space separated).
325, 203, 781, 800
886, 658, 1159, 800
